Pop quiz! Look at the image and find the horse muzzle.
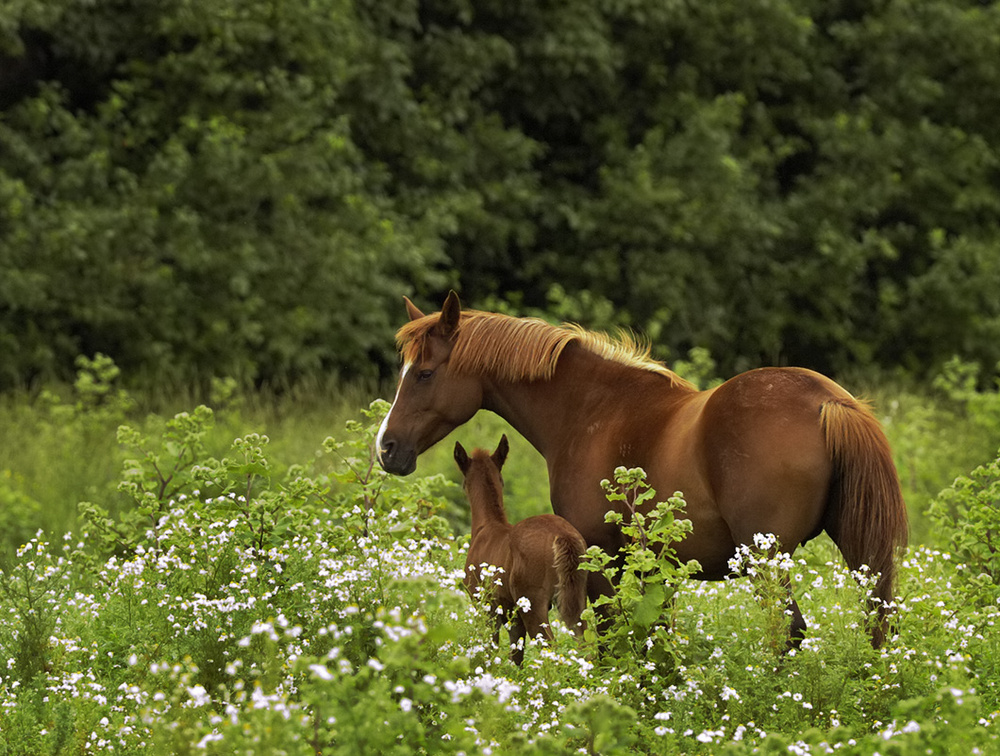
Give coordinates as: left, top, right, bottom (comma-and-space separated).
377, 439, 417, 476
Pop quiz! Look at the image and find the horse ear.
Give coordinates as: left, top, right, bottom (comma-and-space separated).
493, 434, 509, 471
404, 296, 425, 321
436, 290, 462, 337
454, 441, 470, 474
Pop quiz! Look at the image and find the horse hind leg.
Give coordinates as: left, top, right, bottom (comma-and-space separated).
744, 572, 806, 654
826, 530, 895, 648
826, 511, 899, 648
735, 539, 808, 653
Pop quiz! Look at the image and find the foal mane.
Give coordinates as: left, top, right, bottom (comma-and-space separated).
397, 309, 694, 389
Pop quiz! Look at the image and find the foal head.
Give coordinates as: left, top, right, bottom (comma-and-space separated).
454, 434, 510, 502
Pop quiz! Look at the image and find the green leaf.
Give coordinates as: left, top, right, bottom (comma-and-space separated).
632, 582, 666, 631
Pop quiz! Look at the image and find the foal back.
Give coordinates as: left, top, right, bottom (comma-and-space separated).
507, 514, 589, 633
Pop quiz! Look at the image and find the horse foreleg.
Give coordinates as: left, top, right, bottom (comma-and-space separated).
586, 570, 616, 633
586, 569, 614, 602
786, 593, 807, 650
508, 614, 527, 665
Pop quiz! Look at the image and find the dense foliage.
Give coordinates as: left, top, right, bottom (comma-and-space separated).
3, 0, 1000, 389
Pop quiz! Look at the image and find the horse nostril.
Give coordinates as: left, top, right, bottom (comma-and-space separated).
377, 438, 416, 475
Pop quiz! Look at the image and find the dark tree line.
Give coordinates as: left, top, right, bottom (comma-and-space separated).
2, 0, 999, 390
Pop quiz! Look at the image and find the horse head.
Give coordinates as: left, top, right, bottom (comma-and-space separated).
377, 291, 485, 475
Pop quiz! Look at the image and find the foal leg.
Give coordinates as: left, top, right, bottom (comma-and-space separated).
520, 599, 555, 643
509, 591, 557, 665
490, 604, 504, 648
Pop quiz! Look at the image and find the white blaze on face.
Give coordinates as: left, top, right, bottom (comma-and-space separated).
376, 362, 410, 464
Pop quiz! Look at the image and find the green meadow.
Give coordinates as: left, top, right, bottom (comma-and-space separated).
1, 356, 999, 754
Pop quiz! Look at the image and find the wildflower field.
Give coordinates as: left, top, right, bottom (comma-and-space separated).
2, 364, 1000, 754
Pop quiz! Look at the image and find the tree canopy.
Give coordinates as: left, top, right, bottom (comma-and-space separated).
2, 0, 999, 389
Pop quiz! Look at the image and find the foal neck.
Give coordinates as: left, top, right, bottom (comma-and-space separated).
465, 460, 509, 531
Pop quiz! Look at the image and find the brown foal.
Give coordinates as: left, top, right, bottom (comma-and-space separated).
455, 435, 587, 664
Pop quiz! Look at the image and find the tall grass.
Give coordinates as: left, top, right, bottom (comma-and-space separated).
0, 362, 552, 557
3, 354, 997, 556
0, 373, 367, 550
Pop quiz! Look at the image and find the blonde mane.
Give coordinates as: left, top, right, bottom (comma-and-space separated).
396, 310, 694, 389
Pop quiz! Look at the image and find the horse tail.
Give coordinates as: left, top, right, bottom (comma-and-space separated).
552, 532, 588, 636
821, 398, 908, 647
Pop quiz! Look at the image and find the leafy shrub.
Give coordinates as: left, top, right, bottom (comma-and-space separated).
0, 536, 72, 686
79, 404, 216, 557
933, 356, 1000, 438
0, 354, 133, 554
580, 466, 701, 687
0, 469, 42, 555
926, 448, 1000, 605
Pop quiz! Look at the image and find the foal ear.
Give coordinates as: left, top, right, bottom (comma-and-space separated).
454, 441, 470, 474
404, 296, 425, 321
492, 434, 509, 471
436, 290, 462, 338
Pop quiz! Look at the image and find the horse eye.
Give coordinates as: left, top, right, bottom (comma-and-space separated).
416, 369, 434, 382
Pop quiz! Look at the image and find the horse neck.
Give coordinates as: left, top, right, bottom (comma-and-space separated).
465, 465, 509, 534
481, 344, 686, 457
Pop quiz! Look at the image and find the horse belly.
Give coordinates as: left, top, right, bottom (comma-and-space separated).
645, 452, 737, 580
552, 421, 738, 579
608, 397, 736, 579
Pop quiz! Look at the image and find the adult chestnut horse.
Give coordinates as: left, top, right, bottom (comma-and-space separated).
377, 292, 908, 646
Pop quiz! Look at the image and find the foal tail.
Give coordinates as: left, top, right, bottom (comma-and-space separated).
821, 398, 908, 647
552, 533, 588, 636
